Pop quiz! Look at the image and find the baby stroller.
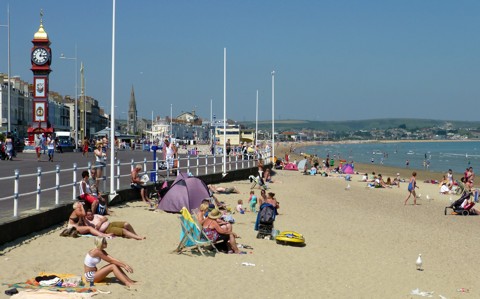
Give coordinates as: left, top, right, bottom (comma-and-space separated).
445, 191, 475, 216
255, 203, 277, 239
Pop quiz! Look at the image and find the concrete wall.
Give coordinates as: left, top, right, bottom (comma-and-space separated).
0, 166, 269, 246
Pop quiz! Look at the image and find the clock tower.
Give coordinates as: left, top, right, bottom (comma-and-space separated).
30, 14, 52, 131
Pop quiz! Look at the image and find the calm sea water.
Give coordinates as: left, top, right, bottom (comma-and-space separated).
298, 141, 480, 175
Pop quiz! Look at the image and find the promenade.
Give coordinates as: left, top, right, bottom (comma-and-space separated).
0, 147, 239, 223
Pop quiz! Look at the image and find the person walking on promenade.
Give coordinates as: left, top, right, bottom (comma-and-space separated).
34, 134, 42, 162
404, 172, 419, 205
94, 142, 106, 193
83, 136, 90, 157
163, 138, 177, 174
47, 134, 55, 162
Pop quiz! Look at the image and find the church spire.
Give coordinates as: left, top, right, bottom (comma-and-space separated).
129, 85, 137, 112
127, 85, 137, 134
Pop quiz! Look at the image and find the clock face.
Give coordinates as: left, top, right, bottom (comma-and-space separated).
32, 47, 50, 65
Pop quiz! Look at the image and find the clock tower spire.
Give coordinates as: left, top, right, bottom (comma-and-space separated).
29, 9, 53, 137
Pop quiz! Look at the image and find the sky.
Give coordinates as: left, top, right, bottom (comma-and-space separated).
0, 0, 479, 122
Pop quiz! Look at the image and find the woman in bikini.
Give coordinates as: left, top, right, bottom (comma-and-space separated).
84, 237, 135, 288
68, 202, 112, 237
202, 209, 244, 254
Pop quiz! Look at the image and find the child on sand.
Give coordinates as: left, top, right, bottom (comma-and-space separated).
404, 172, 419, 205
248, 191, 258, 213
236, 199, 245, 214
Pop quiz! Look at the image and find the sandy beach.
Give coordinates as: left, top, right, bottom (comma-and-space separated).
1, 143, 479, 298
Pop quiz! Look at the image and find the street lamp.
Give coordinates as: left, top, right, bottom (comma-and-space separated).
0, 5, 11, 132
60, 48, 78, 151
271, 70, 275, 163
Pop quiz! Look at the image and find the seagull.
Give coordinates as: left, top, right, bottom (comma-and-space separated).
416, 254, 423, 271
345, 184, 351, 191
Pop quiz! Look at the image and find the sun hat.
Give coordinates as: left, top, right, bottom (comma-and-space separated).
208, 209, 223, 219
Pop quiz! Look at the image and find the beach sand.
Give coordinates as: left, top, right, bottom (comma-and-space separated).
1, 145, 479, 298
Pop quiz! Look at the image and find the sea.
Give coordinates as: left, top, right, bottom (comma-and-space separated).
298, 141, 480, 175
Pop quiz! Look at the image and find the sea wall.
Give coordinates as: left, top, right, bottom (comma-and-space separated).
0, 166, 266, 246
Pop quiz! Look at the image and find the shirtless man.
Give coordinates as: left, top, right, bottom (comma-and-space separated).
84, 210, 145, 240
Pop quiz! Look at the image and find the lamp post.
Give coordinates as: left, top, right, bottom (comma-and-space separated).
255, 90, 258, 146
0, 5, 11, 132
271, 70, 275, 163
60, 48, 78, 151
109, 0, 116, 194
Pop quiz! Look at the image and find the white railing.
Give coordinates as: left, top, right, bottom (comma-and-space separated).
0, 150, 271, 218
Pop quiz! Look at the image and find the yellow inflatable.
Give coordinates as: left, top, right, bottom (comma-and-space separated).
275, 231, 306, 246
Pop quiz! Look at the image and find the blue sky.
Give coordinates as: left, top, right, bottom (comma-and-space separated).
0, 0, 479, 122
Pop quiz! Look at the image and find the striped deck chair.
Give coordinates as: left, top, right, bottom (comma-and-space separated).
174, 207, 217, 256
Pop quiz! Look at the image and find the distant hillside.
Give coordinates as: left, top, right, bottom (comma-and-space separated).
239, 119, 480, 132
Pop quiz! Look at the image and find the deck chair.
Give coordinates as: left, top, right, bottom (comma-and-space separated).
249, 175, 268, 190
174, 207, 218, 256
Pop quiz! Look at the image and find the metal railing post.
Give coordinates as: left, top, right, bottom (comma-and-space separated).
103, 162, 107, 193
196, 155, 199, 177
235, 154, 238, 170
36, 167, 42, 210
143, 157, 147, 173
205, 155, 208, 175
73, 163, 77, 200
155, 157, 159, 182
187, 155, 190, 174
117, 159, 121, 190
131, 159, 135, 171
13, 169, 19, 218
213, 154, 216, 173
55, 165, 60, 205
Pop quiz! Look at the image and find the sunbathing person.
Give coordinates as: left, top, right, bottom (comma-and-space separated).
84, 237, 136, 288
84, 210, 145, 240
208, 184, 239, 194
68, 202, 113, 237
202, 209, 244, 254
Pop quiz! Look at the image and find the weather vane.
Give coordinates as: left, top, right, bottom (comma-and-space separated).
40, 9, 44, 24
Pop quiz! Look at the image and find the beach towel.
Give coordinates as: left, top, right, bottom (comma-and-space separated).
10, 289, 97, 298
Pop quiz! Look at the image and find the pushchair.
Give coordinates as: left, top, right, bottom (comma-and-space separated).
255, 203, 277, 239
445, 191, 475, 216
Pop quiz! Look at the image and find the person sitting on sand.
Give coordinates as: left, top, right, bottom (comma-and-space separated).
375, 174, 390, 188
202, 209, 245, 254
84, 210, 145, 240
360, 173, 368, 182
208, 184, 239, 194
68, 202, 113, 237
84, 237, 136, 288
263, 168, 273, 183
